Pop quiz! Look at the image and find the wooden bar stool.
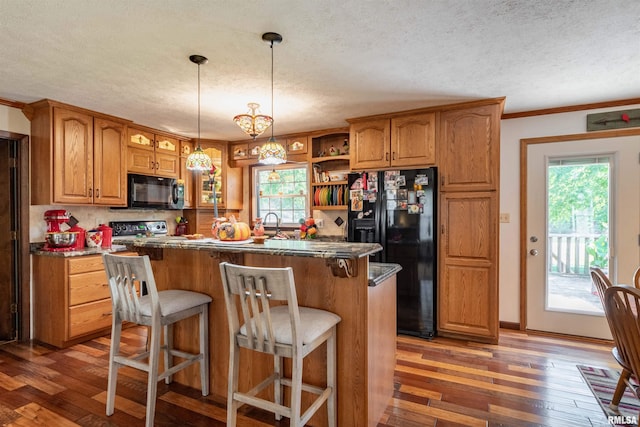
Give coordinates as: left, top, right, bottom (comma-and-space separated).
219, 262, 341, 427
103, 254, 212, 427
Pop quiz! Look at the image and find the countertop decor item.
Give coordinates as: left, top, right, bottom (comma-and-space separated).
186, 54, 213, 171
258, 32, 287, 165
85, 230, 103, 248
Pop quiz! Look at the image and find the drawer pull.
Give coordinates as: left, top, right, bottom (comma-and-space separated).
102, 312, 112, 317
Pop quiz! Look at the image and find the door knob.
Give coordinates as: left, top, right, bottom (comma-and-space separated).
530, 249, 539, 256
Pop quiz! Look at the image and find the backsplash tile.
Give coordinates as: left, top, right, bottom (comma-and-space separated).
30, 205, 179, 242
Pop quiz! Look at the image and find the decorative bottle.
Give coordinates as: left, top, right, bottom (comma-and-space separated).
253, 218, 265, 236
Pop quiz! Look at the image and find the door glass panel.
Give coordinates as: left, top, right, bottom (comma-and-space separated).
546, 156, 610, 315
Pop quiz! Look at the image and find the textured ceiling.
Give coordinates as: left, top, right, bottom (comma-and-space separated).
1, 0, 638, 141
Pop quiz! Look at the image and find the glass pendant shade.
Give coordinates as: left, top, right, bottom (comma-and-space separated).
267, 169, 281, 182
186, 145, 213, 171
259, 136, 287, 165
233, 102, 272, 139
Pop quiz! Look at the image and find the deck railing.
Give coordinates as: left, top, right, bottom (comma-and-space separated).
548, 233, 603, 275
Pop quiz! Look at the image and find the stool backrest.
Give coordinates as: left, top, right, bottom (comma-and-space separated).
605, 285, 640, 395
219, 262, 300, 354
103, 254, 159, 324
590, 267, 620, 341
591, 267, 614, 307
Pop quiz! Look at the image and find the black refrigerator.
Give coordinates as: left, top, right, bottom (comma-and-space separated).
347, 168, 437, 338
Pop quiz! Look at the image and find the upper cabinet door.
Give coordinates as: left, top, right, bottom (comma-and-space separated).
350, 119, 390, 170
127, 128, 154, 151
93, 118, 127, 206
155, 135, 180, 178
439, 104, 500, 191
53, 108, 94, 204
391, 112, 436, 167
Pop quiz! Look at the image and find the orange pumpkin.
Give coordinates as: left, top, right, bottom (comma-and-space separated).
218, 216, 251, 241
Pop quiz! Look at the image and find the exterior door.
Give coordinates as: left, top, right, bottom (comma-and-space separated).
526, 136, 640, 338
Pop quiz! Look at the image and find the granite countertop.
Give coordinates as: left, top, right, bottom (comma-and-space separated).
112, 236, 382, 260
368, 262, 402, 287
31, 244, 130, 257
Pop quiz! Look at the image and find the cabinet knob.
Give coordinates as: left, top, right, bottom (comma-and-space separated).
156, 162, 159, 170
392, 152, 396, 160
89, 188, 93, 197
96, 189, 100, 198
386, 152, 390, 161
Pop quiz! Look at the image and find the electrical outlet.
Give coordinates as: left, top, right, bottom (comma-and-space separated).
316, 218, 324, 228
499, 213, 510, 223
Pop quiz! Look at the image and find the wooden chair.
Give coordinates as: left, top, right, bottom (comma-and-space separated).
633, 266, 640, 289
102, 254, 212, 427
218, 262, 341, 427
604, 285, 640, 421
591, 267, 633, 409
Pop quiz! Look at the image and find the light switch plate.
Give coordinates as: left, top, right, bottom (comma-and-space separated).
499, 213, 510, 223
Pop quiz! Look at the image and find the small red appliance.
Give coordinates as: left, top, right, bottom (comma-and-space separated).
97, 223, 113, 248
43, 209, 74, 252
44, 209, 70, 232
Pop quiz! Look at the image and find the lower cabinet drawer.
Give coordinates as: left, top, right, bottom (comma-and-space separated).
69, 270, 111, 305
68, 299, 112, 338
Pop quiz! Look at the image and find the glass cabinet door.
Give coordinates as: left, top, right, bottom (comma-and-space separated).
198, 146, 224, 208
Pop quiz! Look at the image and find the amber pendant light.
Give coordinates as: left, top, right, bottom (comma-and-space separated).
258, 32, 286, 165
186, 54, 213, 171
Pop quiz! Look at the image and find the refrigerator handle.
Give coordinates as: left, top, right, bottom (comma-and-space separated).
377, 171, 386, 262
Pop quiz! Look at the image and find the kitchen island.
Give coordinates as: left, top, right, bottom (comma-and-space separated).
114, 236, 399, 427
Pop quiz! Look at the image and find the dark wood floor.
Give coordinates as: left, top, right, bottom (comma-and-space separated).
0, 327, 619, 426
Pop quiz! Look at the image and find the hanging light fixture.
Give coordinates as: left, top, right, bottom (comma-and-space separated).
267, 169, 281, 183
186, 54, 213, 171
233, 102, 272, 139
258, 32, 287, 165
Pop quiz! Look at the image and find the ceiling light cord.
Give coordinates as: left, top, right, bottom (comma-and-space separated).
270, 39, 275, 138
197, 60, 201, 146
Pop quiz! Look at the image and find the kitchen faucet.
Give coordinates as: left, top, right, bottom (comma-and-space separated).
263, 212, 280, 234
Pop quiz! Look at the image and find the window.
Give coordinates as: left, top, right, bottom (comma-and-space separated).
253, 164, 309, 227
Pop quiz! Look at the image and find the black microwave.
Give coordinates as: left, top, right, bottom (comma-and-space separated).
127, 174, 184, 210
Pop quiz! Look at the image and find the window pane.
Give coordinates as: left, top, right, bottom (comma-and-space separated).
254, 165, 309, 227
293, 197, 306, 209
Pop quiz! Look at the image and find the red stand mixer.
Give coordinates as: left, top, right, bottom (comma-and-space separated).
43, 210, 86, 251
44, 209, 70, 232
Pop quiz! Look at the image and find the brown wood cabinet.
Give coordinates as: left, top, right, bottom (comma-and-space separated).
436, 98, 503, 343
195, 141, 242, 210
349, 112, 436, 170
33, 252, 136, 348
310, 131, 350, 211
286, 135, 308, 155
439, 104, 500, 191
29, 100, 129, 206
438, 191, 498, 341
127, 126, 180, 178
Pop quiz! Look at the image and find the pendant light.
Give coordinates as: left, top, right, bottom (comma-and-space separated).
186, 54, 214, 171
258, 32, 287, 165
233, 102, 272, 139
